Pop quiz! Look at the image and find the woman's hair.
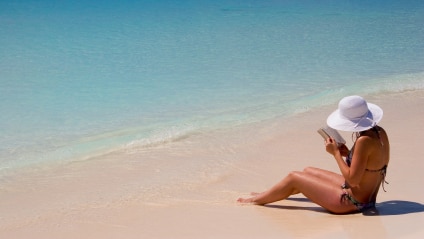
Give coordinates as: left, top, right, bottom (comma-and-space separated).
352, 125, 382, 143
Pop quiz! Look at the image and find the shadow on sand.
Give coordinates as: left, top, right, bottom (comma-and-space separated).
264, 197, 327, 213
363, 200, 424, 216
264, 198, 424, 216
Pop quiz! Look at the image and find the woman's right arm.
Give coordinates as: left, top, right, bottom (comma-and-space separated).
325, 138, 351, 183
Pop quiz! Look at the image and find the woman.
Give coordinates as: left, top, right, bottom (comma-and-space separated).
237, 95, 389, 214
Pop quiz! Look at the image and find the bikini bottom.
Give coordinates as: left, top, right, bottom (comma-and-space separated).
340, 190, 375, 212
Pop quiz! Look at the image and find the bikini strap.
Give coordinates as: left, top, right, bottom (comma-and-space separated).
365, 165, 388, 192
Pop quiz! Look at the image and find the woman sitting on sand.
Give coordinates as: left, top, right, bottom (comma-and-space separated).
237, 95, 389, 214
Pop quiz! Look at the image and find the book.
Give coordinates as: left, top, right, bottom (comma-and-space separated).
317, 126, 346, 145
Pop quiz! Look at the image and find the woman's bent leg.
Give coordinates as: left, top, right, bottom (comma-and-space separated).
238, 172, 299, 204
303, 167, 345, 184
237, 170, 356, 214
246, 168, 343, 198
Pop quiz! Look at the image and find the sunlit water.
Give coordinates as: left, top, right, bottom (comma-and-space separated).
1, 0, 423, 174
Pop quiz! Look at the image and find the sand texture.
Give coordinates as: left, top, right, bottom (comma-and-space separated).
1, 91, 423, 238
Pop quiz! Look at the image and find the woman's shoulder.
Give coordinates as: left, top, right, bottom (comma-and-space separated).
355, 134, 380, 152
356, 134, 374, 144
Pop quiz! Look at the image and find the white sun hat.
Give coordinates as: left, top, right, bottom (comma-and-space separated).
327, 95, 383, 132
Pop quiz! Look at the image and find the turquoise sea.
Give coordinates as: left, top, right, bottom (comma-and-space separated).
1, 0, 424, 175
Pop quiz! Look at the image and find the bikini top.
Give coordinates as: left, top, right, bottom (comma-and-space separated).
346, 146, 388, 191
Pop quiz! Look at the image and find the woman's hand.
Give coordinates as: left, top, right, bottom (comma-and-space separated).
338, 144, 349, 157
326, 138, 349, 157
325, 138, 339, 156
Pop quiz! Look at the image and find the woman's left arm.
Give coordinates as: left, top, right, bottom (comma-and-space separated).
346, 137, 372, 187
326, 137, 370, 187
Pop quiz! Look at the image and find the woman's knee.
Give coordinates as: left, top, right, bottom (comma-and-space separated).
303, 167, 319, 174
286, 170, 304, 183
288, 170, 302, 177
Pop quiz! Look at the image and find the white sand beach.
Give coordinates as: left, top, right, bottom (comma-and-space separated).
1, 90, 423, 238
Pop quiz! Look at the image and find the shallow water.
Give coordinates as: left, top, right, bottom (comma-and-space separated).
1, 0, 423, 173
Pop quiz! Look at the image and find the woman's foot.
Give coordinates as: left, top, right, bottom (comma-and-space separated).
237, 197, 254, 203
237, 192, 262, 203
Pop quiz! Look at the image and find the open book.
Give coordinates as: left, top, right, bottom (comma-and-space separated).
317, 126, 346, 145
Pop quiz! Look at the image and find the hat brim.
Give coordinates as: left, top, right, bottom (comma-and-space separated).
327, 103, 383, 132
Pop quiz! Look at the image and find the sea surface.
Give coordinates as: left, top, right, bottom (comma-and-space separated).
1, 0, 424, 175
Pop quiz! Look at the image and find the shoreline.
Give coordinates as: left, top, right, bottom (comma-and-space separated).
1, 90, 424, 238
3, 70, 424, 176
